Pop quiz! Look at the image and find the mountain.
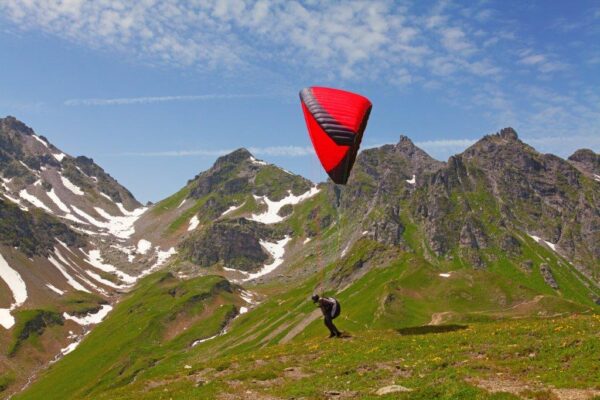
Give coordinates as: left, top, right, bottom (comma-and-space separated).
0, 116, 181, 396
1, 118, 599, 399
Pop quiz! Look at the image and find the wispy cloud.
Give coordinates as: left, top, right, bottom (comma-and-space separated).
64, 94, 266, 106
113, 146, 314, 157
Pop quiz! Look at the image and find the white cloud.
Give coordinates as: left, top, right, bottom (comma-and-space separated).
0, 0, 502, 86
64, 94, 266, 106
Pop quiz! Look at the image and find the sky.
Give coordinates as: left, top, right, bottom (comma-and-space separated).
1, 0, 599, 203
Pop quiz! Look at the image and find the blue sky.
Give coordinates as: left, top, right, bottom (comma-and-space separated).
1, 0, 599, 202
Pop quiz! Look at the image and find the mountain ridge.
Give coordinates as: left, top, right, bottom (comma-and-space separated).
1, 116, 599, 399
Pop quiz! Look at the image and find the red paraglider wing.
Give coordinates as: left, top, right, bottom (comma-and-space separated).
300, 87, 372, 184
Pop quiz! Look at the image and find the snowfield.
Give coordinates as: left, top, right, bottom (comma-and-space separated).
63, 304, 113, 326
243, 236, 291, 281
60, 175, 84, 195
85, 249, 137, 285
136, 239, 152, 255
528, 234, 558, 253
0, 253, 28, 329
46, 284, 64, 296
188, 215, 200, 231
19, 189, 52, 213
73, 205, 147, 239
48, 251, 90, 293
221, 201, 245, 217
47, 189, 70, 213
249, 187, 320, 224
249, 155, 267, 166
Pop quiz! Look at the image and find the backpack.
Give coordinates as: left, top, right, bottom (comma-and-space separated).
326, 297, 341, 319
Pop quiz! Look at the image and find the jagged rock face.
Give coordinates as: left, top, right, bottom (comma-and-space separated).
568, 149, 600, 176
0, 199, 84, 257
188, 148, 312, 201
180, 219, 274, 271
334, 135, 444, 247
416, 129, 598, 271
540, 263, 559, 290
0, 116, 141, 211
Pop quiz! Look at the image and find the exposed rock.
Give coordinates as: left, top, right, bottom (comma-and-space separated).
370, 206, 405, 246
520, 260, 534, 272
540, 263, 559, 290
375, 384, 412, 395
180, 218, 275, 271
568, 148, 599, 175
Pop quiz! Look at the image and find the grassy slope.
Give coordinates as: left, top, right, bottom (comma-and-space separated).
94, 314, 600, 400
15, 273, 240, 400
18, 237, 598, 399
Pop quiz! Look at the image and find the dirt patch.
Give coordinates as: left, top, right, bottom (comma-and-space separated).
218, 390, 283, 400
470, 377, 600, 400
283, 366, 311, 380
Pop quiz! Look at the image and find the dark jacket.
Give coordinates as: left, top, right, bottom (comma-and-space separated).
318, 297, 341, 319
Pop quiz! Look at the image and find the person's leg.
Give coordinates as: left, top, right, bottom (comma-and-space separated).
324, 316, 337, 337
324, 316, 341, 337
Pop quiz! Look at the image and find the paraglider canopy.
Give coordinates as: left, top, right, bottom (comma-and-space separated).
300, 86, 372, 185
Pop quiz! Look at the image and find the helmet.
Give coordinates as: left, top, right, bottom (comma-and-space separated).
311, 294, 320, 303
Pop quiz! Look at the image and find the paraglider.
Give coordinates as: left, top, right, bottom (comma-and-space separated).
299, 86, 372, 185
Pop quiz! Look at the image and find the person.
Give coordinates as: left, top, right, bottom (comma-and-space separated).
312, 294, 341, 338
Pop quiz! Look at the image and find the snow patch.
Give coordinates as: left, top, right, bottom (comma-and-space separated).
341, 243, 351, 257
362, 230, 369, 235
47, 189, 71, 213
240, 306, 248, 314
177, 198, 187, 208
137, 247, 177, 279
0, 253, 28, 329
60, 175, 84, 195
60, 340, 81, 355
53, 152, 66, 162
243, 236, 291, 281
528, 234, 558, 253
249, 155, 267, 166
73, 205, 146, 239
191, 334, 219, 347
136, 239, 152, 255
85, 249, 136, 285
221, 201, 246, 217
594, 174, 600, 182
240, 290, 255, 304
46, 284, 64, 295
99, 192, 113, 202
3, 193, 28, 211
19, 189, 52, 213
32, 134, 48, 147
303, 237, 312, 244
84, 270, 125, 289
53, 248, 105, 295
63, 304, 112, 326
439, 273, 451, 278
19, 161, 39, 175
188, 215, 200, 231
406, 174, 416, 185
48, 252, 90, 293
249, 187, 320, 224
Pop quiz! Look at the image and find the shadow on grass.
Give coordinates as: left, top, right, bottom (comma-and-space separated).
396, 324, 468, 336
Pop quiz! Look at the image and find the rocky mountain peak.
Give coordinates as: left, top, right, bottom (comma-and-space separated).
0, 115, 35, 136
568, 149, 599, 175
397, 135, 415, 146
214, 148, 254, 168
498, 127, 518, 140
